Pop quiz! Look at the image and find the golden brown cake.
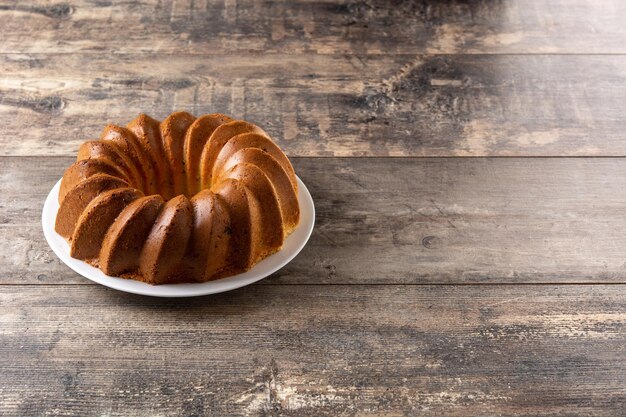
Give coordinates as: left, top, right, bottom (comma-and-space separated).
55, 112, 300, 284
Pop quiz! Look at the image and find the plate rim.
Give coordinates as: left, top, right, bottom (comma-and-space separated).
42, 176, 315, 297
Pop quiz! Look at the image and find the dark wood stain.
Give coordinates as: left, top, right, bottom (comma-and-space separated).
0, 3, 73, 19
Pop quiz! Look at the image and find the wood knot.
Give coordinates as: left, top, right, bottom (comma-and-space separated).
41, 3, 73, 19
421, 235, 439, 249
34, 96, 65, 114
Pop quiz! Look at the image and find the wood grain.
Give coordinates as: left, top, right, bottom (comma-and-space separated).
1, 284, 625, 416
4, 156, 626, 285
2, 54, 626, 157
1, 0, 626, 54
3, 1, 626, 414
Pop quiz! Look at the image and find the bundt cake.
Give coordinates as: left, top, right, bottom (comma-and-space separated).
55, 112, 300, 284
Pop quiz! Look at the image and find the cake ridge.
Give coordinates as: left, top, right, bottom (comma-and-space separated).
127, 113, 172, 199
183, 113, 233, 195
101, 124, 158, 195
160, 111, 196, 199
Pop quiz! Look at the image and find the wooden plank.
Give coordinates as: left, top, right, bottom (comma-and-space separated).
1, 54, 626, 157
1, 0, 626, 54
4, 156, 626, 285
1, 284, 625, 416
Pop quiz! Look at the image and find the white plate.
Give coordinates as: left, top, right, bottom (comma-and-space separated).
42, 176, 315, 297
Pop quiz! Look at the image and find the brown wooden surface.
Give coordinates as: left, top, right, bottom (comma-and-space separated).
4, 156, 626, 285
2, 285, 626, 416
2, 0, 626, 415
1, 0, 626, 54
2, 54, 626, 156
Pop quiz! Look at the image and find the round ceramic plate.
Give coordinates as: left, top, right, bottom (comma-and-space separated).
42, 176, 315, 297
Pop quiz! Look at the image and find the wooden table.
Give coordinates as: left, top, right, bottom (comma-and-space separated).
2, 1, 626, 415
